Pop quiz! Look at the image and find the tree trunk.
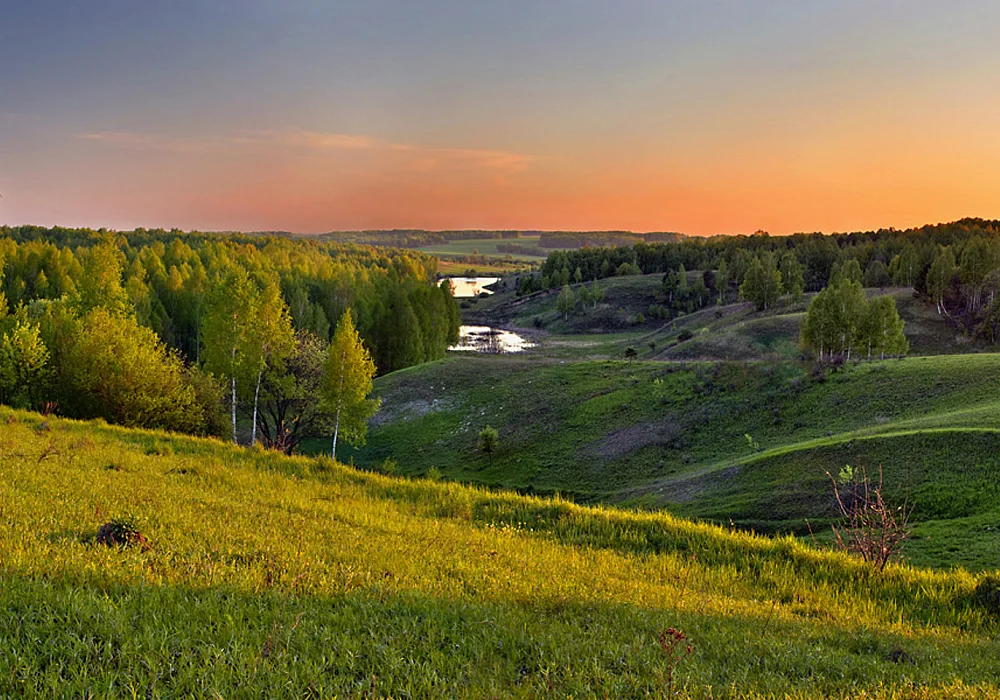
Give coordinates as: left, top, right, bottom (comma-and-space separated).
251, 367, 263, 446
331, 404, 341, 462
230, 375, 238, 445
331, 350, 346, 462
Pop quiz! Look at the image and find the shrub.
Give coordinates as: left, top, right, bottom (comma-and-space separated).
478, 425, 499, 464
828, 464, 911, 572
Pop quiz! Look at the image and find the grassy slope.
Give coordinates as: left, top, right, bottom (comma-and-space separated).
467, 275, 992, 361
347, 353, 1000, 570
1, 407, 998, 697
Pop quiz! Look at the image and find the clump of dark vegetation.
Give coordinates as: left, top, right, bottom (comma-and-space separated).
94, 516, 150, 550
885, 647, 915, 665
974, 575, 1000, 616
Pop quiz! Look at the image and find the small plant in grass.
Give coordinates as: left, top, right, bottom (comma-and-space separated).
827, 464, 911, 572
657, 627, 694, 699
425, 466, 442, 481
744, 433, 760, 453
378, 457, 398, 476
95, 515, 150, 550
478, 425, 499, 465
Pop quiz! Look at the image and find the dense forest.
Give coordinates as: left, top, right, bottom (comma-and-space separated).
0, 226, 460, 445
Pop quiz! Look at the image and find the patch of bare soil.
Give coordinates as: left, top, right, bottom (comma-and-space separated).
584, 416, 682, 461
369, 398, 454, 428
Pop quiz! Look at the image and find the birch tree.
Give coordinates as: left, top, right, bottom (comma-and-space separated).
321, 310, 380, 462
201, 265, 259, 444
246, 279, 295, 446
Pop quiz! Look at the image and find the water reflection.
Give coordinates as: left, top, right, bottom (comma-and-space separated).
445, 277, 500, 298
449, 325, 535, 353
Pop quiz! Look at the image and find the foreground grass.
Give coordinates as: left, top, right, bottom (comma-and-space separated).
1, 408, 998, 697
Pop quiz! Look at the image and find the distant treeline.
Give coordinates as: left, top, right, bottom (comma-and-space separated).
319, 229, 527, 248
0, 226, 460, 439
538, 231, 685, 249
311, 229, 686, 251
535, 218, 1000, 342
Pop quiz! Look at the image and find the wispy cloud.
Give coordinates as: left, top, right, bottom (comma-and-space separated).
77, 128, 538, 173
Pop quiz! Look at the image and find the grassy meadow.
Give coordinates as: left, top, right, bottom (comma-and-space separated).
2, 406, 999, 697
342, 284, 1000, 571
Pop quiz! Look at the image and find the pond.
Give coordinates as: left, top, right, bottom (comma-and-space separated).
444, 277, 499, 298
449, 325, 535, 354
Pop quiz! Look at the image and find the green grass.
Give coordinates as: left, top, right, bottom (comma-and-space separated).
1, 406, 999, 697
416, 236, 548, 260
340, 353, 1000, 570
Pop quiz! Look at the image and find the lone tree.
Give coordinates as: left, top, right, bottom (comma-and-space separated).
556, 284, 576, 320
320, 309, 380, 462
624, 346, 638, 364
478, 425, 499, 465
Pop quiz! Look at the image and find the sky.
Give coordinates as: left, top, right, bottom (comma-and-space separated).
2, 1, 1000, 236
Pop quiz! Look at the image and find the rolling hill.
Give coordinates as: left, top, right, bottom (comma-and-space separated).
1, 406, 998, 697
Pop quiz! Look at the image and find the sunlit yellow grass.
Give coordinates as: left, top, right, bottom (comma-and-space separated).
1, 407, 998, 698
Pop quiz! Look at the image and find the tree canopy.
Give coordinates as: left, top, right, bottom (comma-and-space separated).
321, 310, 381, 462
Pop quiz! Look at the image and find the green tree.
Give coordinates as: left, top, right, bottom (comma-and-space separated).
716, 259, 730, 305
321, 310, 380, 462
691, 274, 709, 308
739, 254, 783, 311
478, 425, 499, 465
61, 308, 201, 431
0, 318, 49, 409
863, 260, 891, 289
247, 279, 296, 446
257, 331, 334, 455
590, 278, 604, 308
201, 265, 260, 444
802, 279, 868, 361
859, 295, 908, 359
926, 246, 957, 316
779, 253, 805, 300
75, 243, 131, 315
890, 243, 919, 287
573, 266, 583, 284
556, 284, 576, 320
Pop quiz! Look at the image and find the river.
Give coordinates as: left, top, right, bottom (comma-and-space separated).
449, 325, 535, 353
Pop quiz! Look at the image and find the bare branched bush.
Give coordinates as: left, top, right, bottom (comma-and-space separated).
827, 464, 912, 571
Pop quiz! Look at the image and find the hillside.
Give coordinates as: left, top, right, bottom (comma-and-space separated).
466, 275, 993, 361
346, 353, 1000, 571
1, 406, 998, 697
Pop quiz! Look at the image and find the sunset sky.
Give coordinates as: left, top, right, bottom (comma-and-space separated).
2, 1, 1000, 235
